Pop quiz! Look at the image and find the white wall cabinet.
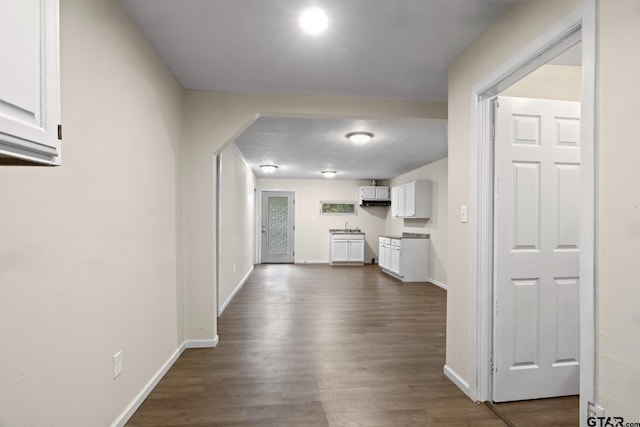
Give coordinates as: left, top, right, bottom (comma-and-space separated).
391, 179, 432, 219
378, 236, 430, 282
359, 185, 390, 205
0, 0, 61, 165
330, 233, 365, 265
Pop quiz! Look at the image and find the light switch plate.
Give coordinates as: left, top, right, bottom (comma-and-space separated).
460, 205, 468, 223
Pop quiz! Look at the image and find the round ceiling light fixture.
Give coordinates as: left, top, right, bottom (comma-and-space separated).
321, 170, 337, 178
346, 132, 374, 144
300, 8, 328, 35
260, 164, 278, 174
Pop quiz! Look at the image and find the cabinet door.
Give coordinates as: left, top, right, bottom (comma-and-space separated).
397, 185, 406, 217
332, 240, 350, 262
378, 243, 386, 268
404, 181, 416, 217
391, 186, 399, 217
390, 247, 401, 275
0, 0, 61, 165
375, 186, 389, 200
349, 240, 364, 262
361, 186, 376, 200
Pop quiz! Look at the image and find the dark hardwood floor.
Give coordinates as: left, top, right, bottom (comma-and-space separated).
126, 264, 577, 426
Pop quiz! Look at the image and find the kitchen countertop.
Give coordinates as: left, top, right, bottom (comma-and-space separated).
380, 232, 430, 239
329, 229, 364, 235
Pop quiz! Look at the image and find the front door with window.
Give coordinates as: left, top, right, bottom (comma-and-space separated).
261, 191, 295, 263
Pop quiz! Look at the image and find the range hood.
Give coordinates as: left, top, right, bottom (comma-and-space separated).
360, 199, 391, 207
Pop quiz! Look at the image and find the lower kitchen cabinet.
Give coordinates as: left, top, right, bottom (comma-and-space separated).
378, 236, 429, 282
330, 233, 365, 265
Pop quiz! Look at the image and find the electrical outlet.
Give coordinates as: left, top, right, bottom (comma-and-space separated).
587, 401, 605, 418
113, 351, 123, 379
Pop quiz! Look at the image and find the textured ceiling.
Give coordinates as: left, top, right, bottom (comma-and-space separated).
233, 116, 447, 180
120, 0, 514, 100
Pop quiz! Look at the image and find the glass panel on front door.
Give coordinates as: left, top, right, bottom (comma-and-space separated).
267, 196, 289, 254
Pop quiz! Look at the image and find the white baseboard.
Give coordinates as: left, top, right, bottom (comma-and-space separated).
111, 343, 185, 427
428, 278, 448, 290
111, 335, 219, 426
444, 364, 473, 400
294, 260, 328, 264
184, 336, 219, 348
218, 266, 254, 316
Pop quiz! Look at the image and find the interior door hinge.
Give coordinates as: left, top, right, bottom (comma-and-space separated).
57, 124, 62, 140
495, 300, 499, 317
490, 357, 495, 375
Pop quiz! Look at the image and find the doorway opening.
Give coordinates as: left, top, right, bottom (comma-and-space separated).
468, 1, 595, 424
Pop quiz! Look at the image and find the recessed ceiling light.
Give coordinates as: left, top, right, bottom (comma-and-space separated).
260, 164, 278, 174
300, 8, 328, 35
321, 170, 337, 178
346, 132, 374, 144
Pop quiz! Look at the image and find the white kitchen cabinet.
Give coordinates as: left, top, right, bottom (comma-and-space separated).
391, 179, 432, 219
358, 185, 390, 206
0, 0, 61, 165
389, 244, 401, 275
330, 233, 365, 265
378, 236, 430, 282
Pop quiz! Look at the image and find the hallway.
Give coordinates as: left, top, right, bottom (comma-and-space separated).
126, 265, 573, 426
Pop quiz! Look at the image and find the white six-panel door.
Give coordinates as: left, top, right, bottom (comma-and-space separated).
493, 97, 581, 402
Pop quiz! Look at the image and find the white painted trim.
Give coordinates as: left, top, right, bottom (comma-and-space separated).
578, 1, 597, 424
467, 1, 596, 416
428, 278, 447, 290
218, 266, 254, 316
184, 336, 220, 349
444, 364, 473, 400
294, 260, 329, 264
111, 343, 186, 427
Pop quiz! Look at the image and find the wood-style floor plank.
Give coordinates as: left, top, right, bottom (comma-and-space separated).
126, 264, 576, 426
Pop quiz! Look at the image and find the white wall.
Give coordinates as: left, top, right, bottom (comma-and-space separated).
501, 64, 582, 101
446, 0, 582, 384
597, 0, 640, 418
0, 0, 184, 425
257, 179, 387, 263
385, 158, 448, 287
218, 144, 256, 313
183, 90, 447, 342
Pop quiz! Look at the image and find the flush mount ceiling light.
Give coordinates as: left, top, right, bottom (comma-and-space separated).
300, 8, 328, 35
260, 164, 278, 174
321, 170, 337, 178
346, 132, 374, 144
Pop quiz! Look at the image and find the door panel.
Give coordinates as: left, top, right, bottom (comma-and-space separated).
261, 191, 295, 263
493, 97, 581, 402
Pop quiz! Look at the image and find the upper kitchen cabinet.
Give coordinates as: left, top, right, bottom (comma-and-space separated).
358, 185, 390, 206
0, 0, 61, 165
391, 179, 432, 219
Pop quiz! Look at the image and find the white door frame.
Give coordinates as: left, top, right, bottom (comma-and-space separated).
467, 1, 596, 424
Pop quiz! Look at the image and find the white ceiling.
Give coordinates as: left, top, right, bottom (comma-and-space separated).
120, 1, 514, 180
120, 0, 514, 100
234, 116, 447, 180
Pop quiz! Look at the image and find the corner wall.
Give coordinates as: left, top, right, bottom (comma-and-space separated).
385, 158, 448, 287
597, 0, 640, 419
218, 144, 256, 313
0, 0, 185, 425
